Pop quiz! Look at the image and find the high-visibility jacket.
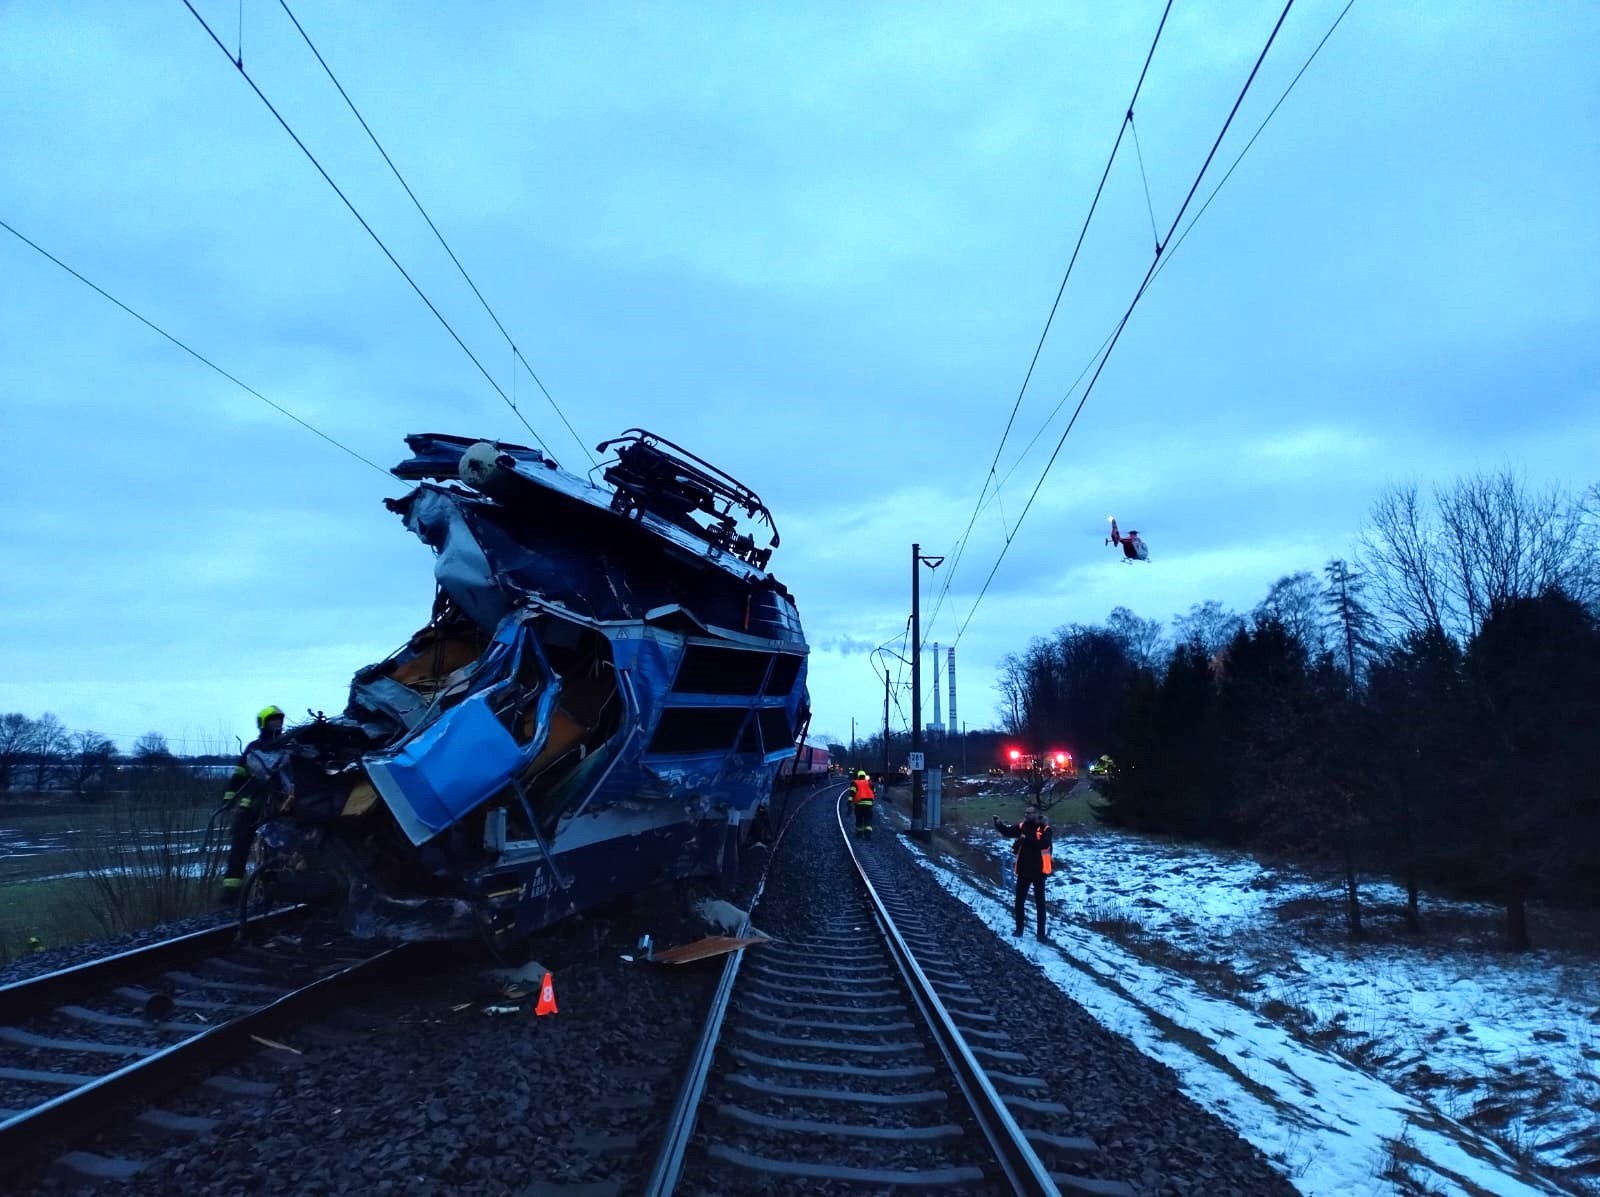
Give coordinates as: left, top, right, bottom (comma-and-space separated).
995, 816, 1053, 878
850, 778, 875, 806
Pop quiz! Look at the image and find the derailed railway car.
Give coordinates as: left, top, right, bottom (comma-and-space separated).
776, 742, 831, 779
249, 430, 808, 955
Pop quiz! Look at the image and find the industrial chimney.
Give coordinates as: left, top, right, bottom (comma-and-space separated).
931, 642, 941, 737
947, 646, 957, 737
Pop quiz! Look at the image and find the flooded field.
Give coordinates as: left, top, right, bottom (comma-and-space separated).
0, 797, 222, 960
0, 802, 214, 885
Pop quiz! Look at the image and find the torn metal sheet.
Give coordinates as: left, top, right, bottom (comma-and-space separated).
234, 430, 809, 953
649, 935, 772, 965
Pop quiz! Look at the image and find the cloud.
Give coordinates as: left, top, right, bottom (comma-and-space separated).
1245, 425, 1374, 465
815, 635, 879, 657
2, 2, 1596, 755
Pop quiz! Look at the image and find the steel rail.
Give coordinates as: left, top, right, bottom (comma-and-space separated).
640, 780, 834, 1197
0, 907, 305, 1023
838, 793, 1061, 1196
0, 938, 424, 1157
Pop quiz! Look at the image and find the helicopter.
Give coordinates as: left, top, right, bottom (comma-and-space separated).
1106, 516, 1149, 562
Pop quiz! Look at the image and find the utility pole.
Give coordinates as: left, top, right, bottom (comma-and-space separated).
910, 542, 943, 834
882, 668, 890, 788
849, 717, 855, 770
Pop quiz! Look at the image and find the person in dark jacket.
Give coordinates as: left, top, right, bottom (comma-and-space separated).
993, 803, 1053, 940
218, 705, 296, 904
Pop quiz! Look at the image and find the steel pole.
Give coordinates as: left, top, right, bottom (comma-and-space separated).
883, 669, 890, 786
911, 542, 924, 831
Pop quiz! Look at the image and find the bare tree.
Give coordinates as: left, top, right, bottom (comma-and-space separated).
0, 712, 34, 792
27, 713, 67, 789
1359, 482, 1450, 639
1254, 572, 1327, 657
65, 730, 116, 796
995, 653, 1027, 736
1172, 600, 1243, 657
1438, 471, 1597, 628
132, 731, 172, 762
1361, 470, 1598, 641
1106, 606, 1167, 671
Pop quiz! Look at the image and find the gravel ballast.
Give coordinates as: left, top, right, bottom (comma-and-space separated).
834, 789, 1299, 1197
13, 780, 1298, 1195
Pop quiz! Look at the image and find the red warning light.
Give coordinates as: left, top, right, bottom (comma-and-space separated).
1008, 748, 1021, 761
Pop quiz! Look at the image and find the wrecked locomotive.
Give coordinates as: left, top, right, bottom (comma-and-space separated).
250, 430, 808, 955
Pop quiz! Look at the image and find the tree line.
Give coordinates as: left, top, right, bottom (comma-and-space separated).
996, 470, 1600, 950
0, 718, 227, 797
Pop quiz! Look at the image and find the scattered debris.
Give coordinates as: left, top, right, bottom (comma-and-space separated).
650, 934, 771, 965
693, 897, 767, 938
482, 1005, 522, 1016
487, 960, 549, 986
249, 1034, 303, 1055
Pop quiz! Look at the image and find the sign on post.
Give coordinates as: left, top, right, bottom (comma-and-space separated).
907, 751, 925, 771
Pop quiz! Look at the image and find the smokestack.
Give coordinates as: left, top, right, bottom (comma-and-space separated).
932, 642, 941, 735
947, 646, 957, 737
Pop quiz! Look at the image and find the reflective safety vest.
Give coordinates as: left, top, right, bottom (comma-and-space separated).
850, 778, 875, 806
1006, 818, 1053, 877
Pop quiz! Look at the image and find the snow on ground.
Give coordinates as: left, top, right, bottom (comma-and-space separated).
898, 796, 1599, 1196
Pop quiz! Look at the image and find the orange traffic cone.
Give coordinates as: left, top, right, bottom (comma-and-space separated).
534, 971, 558, 1017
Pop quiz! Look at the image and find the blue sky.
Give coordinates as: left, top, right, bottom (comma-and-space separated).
2, 1, 1596, 754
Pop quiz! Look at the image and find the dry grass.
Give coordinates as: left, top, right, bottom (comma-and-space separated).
0, 778, 224, 963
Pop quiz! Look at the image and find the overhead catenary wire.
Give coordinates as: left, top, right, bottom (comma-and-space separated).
1129, 116, 1162, 252
1, 217, 392, 480
179, 0, 556, 459
954, 0, 1300, 646
1154, 0, 1357, 282
972, 0, 1357, 538
922, 1, 1351, 653
919, 0, 1174, 653
869, 618, 914, 734
274, 0, 595, 468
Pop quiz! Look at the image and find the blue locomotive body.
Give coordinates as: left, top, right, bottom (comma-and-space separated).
264, 431, 808, 949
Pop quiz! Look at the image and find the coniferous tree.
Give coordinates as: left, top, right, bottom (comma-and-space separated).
1462, 590, 1600, 948
1322, 558, 1380, 691
1366, 628, 1466, 931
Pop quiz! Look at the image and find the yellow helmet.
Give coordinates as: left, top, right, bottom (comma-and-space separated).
855, 770, 868, 780
256, 705, 286, 730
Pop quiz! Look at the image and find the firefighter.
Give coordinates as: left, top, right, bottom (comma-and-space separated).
849, 770, 875, 838
218, 705, 296, 904
993, 802, 1053, 941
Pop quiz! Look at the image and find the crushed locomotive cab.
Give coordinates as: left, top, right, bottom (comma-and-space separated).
252, 430, 808, 952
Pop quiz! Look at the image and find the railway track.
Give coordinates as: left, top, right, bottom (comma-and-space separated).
0, 908, 423, 1181
644, 788, 1136, 1195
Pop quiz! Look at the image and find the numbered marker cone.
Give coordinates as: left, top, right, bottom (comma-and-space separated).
535, 972, 558, 1017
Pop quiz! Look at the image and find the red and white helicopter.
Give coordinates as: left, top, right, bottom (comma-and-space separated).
1106, 517, 1149, 562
